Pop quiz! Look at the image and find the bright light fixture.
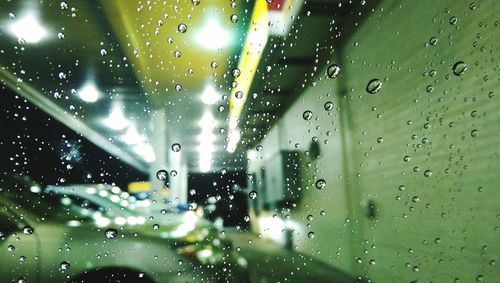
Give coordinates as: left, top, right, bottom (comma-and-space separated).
78, 81, 100, 103
133, 143, 156, 163
195, 19, 231, 50
227, 128, 241, 153
122, 125, 144, 145
103, 103, 129, 131
8, 12, 49, 44
200, 84, 220, 105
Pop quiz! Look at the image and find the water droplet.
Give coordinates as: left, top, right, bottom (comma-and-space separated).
324, 101, 334, 111
60, 261, 70, 270
60, 2, 68, 10
249, 191, 257, 200
232, 68, 241, 78
243, 215, 250, 222
369, 259, 376, 265
156, 170, 168, 181
320, 210, 326, 216
170, 170, 177, 177
452, 61, 467, 76
403, 156, 410, 162
7, 245, 15, 252
22, 226, 33, 235
235, 91, 243, 99
366, 79, 383, 94
175, 84, 182, 91
377, 137, 383, 143
171, 143, 181, 152
307, 231, 315, 239
178, 23, 187, 33
303, 110, 313, 121
449, 16, 458, 25
315, 179, 326, 190
326, 64, 340, 79
218, 105, 225, 112
192, 0, 200, 5
211, 60, 218, 68
152, 224, 160, 230
174, 50, 182, 58
429, 36, 438, 46
105, 229, 117, 239
230, 14, 238, 23
307, 215, 313, 221
100, 49, 107, 56
424, 170, 432, 177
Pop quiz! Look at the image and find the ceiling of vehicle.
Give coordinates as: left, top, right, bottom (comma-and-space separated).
0, 0, 373, 173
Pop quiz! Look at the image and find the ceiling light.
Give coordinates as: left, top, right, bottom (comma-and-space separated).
8, 12, 49, 44
103, 103, 129, 131
78, 81, 100, 103
122, 125, 144, 145
200, 84, 220, 105
133, 143, 156, 163
226, 128, 241, 153
198, 112, 217, 128
195, 19, 231, 50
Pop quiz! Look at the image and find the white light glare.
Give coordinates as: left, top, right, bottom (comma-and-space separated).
103, 103, 129, 131
133, 143, 156, 163
8, 12, 49, 44
195, 19, 231, 50
201, 84, 220, 105
78, 81, 100, 103
122, 125, 145, 145
227, 128, 241, 153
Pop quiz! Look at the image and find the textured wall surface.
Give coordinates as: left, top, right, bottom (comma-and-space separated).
249, 0, 499, 282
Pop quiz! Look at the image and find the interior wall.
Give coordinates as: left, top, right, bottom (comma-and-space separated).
248, 0, 499, 282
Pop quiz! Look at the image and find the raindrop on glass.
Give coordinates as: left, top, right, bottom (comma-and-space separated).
230, 14, 238, 23
178, 23, 187, 33
315, 179, 326, 190
326, 64, 340, 79
303, 110, 313, 121
452, 61, 467, 76
156, 170, 168, 181
307, 231, 315, 239
60, 261, 70, 271
429, 37, 438, 45
192, 0, 200, 5
235, 91, 243, 99
211, 60, 218, 68
249, 191, 257, 200
105, 229, 117, 239
324, 101, 334, 111
232, 68, 241, 78
171, 143, 181, 152
22, 226, 33, 235
366, 79, 382, 94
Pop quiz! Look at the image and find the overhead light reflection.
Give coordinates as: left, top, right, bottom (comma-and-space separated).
78, 81, 100, 103
133, 143, 156, 163
122, 125, 145, 145
195, 19, 231, 50
227, 128, 241, 153
8, 11, 49, 44
200, 84, 220, 105
103, 103, 129, 131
